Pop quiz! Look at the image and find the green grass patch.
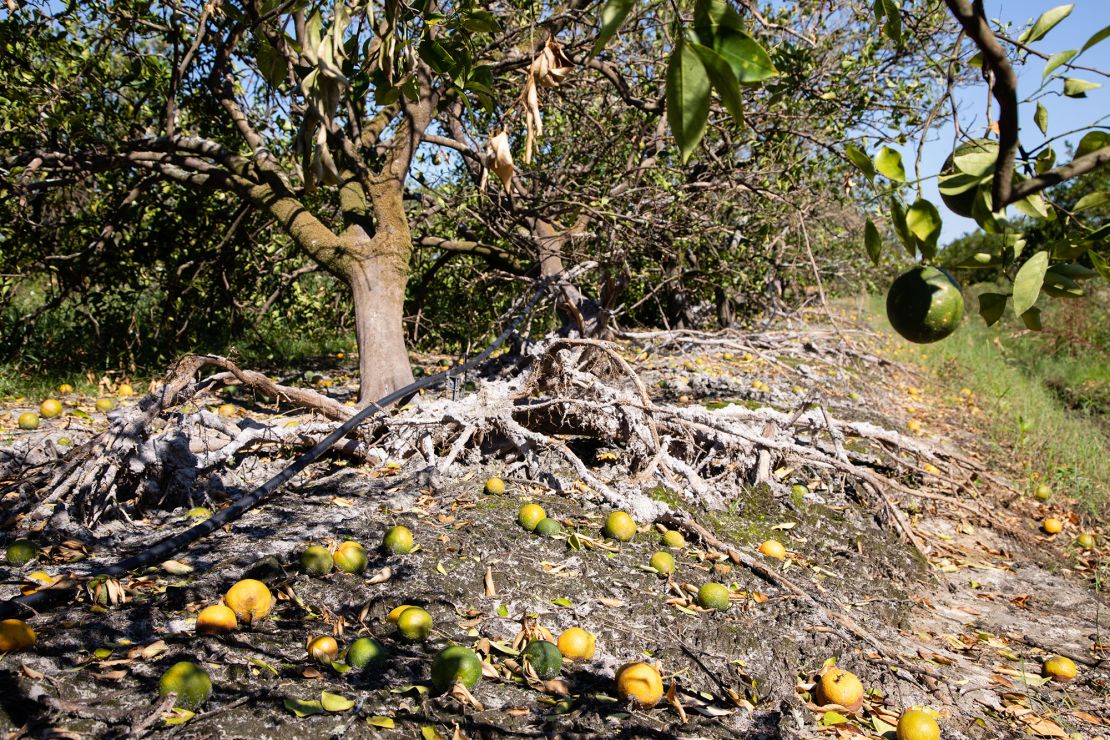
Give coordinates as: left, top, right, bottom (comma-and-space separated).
856, 289, 1109, 517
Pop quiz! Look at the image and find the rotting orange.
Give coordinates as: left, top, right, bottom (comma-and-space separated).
615, 662, 663, 708
1043, 655, 1077, 682
224, 579, 272, 624
307, 635, 340, 664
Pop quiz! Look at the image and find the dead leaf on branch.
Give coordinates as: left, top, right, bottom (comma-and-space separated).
483, 131, 514, 193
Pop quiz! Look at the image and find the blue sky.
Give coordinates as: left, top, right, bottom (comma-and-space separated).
900, 1, 1110, 241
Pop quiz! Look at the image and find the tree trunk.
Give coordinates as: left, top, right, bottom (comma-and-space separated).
345, 249, 414, 403
533, 219, 607, 336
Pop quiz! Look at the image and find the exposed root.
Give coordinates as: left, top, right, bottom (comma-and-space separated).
1, 355, 356, 529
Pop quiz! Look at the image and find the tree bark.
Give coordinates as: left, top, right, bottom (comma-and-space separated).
346, 250, 414, 402
533, 218, 606, 336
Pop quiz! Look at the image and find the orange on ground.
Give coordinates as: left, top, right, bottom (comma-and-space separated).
0, 619, 36, 652
1042, 517, 1063, 534
896, 708, 940, 740
615, 662, 663, 707
758, 540, 786, 559
1043, 655, 1077, 682
224, 579, 272, 624
557, 627, 596, 660
196, 604, 237, 635
817, 669, 864, 709
308, 635, 339, 664
39, 399, 63, 418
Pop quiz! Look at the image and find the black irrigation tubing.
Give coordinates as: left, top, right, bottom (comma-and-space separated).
0, 281, 552, 619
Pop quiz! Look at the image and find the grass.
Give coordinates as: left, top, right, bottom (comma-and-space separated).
851, 287, 1109, 518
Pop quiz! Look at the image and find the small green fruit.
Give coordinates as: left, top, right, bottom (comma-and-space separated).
346, 637, 385, 669
1076, 532, 1097, 550
334, 542, 368, 573
534, 518, 562, 537
697, 582, 731, 611
661, 530, 686, 549
383, 526, 414, 554
521, 639, 563, 679
95, 398, 117, 413
300, 545, 334, 576
158, 661, 212, 710
6, 540, 37, 566
1034, 484, 1052, 502
603, 511, 636, 541
649, 551, 675, 575
431, 645, 483, 690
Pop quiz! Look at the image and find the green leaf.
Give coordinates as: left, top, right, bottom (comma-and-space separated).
1042, 271, 1084, 298
418, 39, 455, 74
1076, 131, 1110, 158
880, 0, 902, 44
590, 0, 633, 57
952, 145, 997, 177
461, 10, 500, 34
320, 691, 355, 712
368, 716, 396, 729
820, 710, 850, 726
248, 656, 279, 676
1019, 4, 1073, 44
906, 199, 942, 257
666, 40, 711, 164
1047, 262, 1098, 280
1021, 307, 1042, 331
874, 146, 906, 181
162, 708, 195, 726
889, 197, 915, 256
496, 602, 509, 618
690, 42, 744, 124
284, 698, 324, 717
864, 218, 882, 265
1011, 191, 1050, 220
1035, 146, 1057, 174
1074, 191, 1110, 211
694, 0, 745, 38
844, 144, 875, 181
978, 293, 1008, 326
1043, 49, 1076, 79
1081, 23, 1110, 52
1089, 250, 1110, 282
552, 597, 573, 608
256, 38, 287, 88
712, 28, 777, 84
1063, 78, 1101, 97
421, 727, 442, 740
1012, 251, 1050, 317
1034, 102, 1048, 135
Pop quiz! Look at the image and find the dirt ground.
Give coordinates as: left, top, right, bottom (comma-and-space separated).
0, 315, 1107, 739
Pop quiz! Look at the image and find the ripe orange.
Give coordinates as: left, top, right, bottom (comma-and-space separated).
58, 383, 74, 394
17, 412, 39, 430
758, 540, 786, 559
518, 504, 546, 531
95, 398, 117, 413
557, 627, 596, 660
484, 477, 505, 495
217, 403, 236, 417
896, 708, 940, 740
1043, 655, 1077, 682
0, 619, 36, 652
817, 669, 864, 709
307, 635, 339, 664
615, 662, 663, 707
117, 383, 135, 397
388, 604, 416, 623
224, 579, 272, 624
1042, 517, 1063, 534
196, 604, 237, 635
39, 399, 63, 418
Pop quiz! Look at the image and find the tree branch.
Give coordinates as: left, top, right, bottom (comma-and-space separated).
943, 0, 1018, 210
1007, 145, 1110, 203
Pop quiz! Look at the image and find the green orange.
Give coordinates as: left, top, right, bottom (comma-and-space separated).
431, 645, 483, 691
603, 511, 636, 541
158, 661, 212, 710
522, 639, 563, 679
518, 504, 546, 531
383, 526, 414, 554
886, 266, 964, 344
